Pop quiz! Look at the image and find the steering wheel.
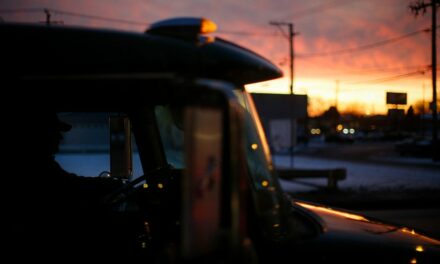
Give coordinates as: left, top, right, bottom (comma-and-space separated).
103, 165, 173, 206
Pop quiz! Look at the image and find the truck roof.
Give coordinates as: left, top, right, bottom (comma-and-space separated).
1, 19, 282, 85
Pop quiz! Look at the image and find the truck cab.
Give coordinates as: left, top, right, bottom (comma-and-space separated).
3, 17, 440, 263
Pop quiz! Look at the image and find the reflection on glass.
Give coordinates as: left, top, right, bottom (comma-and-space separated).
415, 245, 424, 252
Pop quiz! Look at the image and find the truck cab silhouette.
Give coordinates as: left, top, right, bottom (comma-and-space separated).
2, 17, 439, 263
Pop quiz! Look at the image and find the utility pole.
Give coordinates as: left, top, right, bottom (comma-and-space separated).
44, 8, 51, 25
410, 0, 439, 160
269, 21, 299, 168
422, 81, 426, 137
335, 80, 340, 109
269, 21, 299, 94
40, 9, 63, 26
289, 23, 295, 95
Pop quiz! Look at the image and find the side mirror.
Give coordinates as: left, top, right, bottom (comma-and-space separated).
109, 116, 132, 180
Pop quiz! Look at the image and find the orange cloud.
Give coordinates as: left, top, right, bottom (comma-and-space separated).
1, 0, 435, 115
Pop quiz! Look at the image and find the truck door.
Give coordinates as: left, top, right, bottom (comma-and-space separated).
182, 105, 223, 257
179, 85, 252, 262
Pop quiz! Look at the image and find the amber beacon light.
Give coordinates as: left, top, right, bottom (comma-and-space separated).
146, 17, 217, 40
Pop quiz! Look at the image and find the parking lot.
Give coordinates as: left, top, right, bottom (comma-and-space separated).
274, 141, 440, 239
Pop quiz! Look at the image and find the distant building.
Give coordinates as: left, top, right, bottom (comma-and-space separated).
251, 93, 308, 154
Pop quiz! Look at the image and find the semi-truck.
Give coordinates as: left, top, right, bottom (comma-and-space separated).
3, 17, 439, 263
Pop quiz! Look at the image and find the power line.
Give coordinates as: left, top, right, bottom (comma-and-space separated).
341, 64, 431, 75
49, 8, 148, 26
0, 7, 148, 26
0, 7, 285, 36
298, 27, 432, 58
0, 8, 44, 14
217, 30, 280, 36
346, 70, 427, 85
297, 64, 431, 76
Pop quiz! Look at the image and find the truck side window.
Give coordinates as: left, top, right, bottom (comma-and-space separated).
55, 112, 143, 177
155, 105, 185, 168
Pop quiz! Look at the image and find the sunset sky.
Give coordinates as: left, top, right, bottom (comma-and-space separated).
1, 0, 436, 115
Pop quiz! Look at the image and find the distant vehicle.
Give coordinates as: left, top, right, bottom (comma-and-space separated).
3, 17, 440, 263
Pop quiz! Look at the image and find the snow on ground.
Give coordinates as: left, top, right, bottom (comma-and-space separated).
274, 155, 440, 193
56, 153, 144, 178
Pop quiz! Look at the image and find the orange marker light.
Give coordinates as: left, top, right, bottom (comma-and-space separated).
200, 18, 217, 34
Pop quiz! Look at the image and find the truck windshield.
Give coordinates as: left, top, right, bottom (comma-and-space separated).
154, 90, 277, 174
233, 90, 273, 169
236, 90, 281, 189
234, 89, 288, 240
154, 91, 274, 172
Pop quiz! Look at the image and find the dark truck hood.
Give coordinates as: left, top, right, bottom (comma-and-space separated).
292, 201, 440, 263
1, 23, 282, 85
